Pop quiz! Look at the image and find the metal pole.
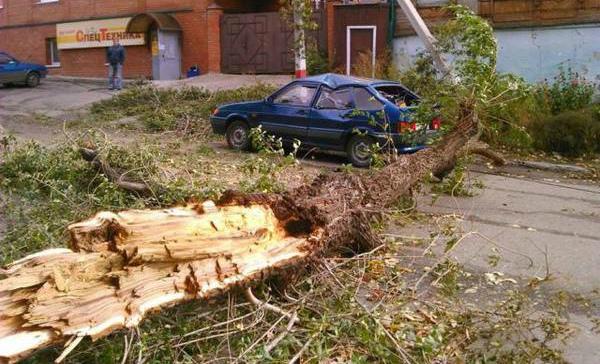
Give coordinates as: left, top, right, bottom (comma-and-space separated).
395, 0, 450, 75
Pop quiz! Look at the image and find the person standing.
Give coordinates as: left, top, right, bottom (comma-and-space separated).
106, 38, 125, 91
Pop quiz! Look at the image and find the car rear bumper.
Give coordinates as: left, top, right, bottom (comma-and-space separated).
210, 116, 227, 135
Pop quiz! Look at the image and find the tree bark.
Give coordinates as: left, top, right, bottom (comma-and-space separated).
0, 107, 478, 363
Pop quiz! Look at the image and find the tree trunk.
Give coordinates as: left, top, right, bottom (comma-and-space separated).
0, 108, 478, 363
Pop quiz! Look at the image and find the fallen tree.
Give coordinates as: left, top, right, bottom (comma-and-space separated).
2, 5, 527, 361
0, 106, 479, 363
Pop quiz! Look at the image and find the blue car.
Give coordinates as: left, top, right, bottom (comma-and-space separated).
211, 73, 441, 167
0, 52, 48, 88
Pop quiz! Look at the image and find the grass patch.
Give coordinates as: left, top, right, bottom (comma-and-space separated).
90, 84, 277, 133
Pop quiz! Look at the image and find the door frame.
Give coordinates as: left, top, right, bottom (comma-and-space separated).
345, 25, 377, 78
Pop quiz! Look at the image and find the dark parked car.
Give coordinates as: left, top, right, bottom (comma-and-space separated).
0, 52, 48, 88
210, 73, 441, 167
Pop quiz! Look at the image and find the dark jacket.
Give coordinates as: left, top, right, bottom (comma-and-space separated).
106, 45, 126, 65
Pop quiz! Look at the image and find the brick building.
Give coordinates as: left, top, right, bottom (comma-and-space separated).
0, 0, 280, 80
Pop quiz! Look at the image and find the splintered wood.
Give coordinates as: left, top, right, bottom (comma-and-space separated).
0, 196, 321, 363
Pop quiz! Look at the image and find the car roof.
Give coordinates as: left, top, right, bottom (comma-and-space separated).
302, 73, 409, 89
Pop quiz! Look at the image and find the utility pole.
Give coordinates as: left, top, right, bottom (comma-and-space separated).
395, 0, 450, 75
293, 0, 308, 78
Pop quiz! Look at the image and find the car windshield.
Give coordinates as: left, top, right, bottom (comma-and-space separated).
374, 85, 419, 107
0, 53, 15, 65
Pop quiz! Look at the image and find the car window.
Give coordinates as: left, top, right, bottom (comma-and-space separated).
0, 54, 13, 65
316, 87, 354, 110
354, 87, 384, 111
273, 83, 317, 107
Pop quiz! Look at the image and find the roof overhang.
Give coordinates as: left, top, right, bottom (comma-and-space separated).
126, 13, 182, 33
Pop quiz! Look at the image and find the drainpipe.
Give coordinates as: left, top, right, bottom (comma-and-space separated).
395, 0, 450, 75
293, 0, 307, 78
387, 0, 396, 49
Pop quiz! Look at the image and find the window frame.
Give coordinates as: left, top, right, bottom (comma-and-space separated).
46, 38, 60, 67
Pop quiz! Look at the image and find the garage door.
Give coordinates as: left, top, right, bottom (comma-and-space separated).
221, 12, 294, 74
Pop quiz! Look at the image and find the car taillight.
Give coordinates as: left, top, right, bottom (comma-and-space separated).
212, 108, 219, 116
431, 117, 441, 130
398, 121, 417, 133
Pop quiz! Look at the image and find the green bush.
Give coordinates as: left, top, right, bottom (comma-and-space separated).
529, 107, 600, 157
534, 67, 596, 115
306, 41, 330, 75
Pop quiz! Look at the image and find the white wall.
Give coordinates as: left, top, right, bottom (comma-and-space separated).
393, 23, 600, 84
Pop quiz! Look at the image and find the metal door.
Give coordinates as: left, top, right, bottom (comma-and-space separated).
152, 30, 181, 80
220, 9, 327, 74
221, 12, 292, 74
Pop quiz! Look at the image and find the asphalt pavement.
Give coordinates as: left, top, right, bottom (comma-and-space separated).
415, 167, 600, 363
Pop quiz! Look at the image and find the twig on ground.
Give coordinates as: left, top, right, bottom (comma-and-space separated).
244, 287, 299, 323
235, 314, 286, 363
265, 310, 298, 353
288, 336, 313, 364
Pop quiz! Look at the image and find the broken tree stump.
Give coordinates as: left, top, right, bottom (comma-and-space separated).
0, 194, 323, 363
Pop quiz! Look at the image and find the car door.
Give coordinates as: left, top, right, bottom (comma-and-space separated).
351, 87, 386, 128
309, 86, 386, 150
0, 54, 25, 84
259, 82, 317, 142
307, 86, 356, 150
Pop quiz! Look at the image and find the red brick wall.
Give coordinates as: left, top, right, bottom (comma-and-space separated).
0, 0, 282, 78
60, 46, 152, 78
0, 25, 55, 68
0, 0, 198, 78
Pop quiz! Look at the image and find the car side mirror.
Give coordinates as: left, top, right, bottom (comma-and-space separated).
265, 96, 273, 104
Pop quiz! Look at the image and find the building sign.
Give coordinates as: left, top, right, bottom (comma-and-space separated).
57, 17, 145, 50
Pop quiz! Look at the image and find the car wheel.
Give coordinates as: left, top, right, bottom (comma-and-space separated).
346, 135, 375, 168
26, 73, 40, 88
226, 121, 251, 151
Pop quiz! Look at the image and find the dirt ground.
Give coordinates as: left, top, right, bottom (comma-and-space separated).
1, 77, 599, 362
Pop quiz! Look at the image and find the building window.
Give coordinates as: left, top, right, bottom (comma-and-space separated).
46, 38, 60, 66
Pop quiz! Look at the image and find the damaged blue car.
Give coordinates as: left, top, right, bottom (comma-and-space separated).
211, 73, 440, 167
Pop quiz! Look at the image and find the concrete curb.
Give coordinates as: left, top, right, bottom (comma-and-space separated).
47, 76, 139, 87
515, 160, 590, 174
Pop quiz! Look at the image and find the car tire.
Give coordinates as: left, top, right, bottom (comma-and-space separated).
346, 135, 375, 168
226, 120, 251, 151
26, 73, 40, 88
